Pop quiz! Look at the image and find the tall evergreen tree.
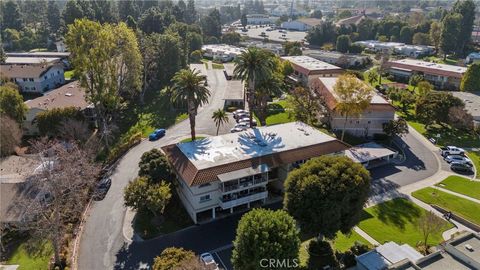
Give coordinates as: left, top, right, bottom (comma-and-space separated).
185, 0, 197, 24
47, 1, 61, 34
201, 9, 222, 38
62, 0, 84, 27
2, 1, 24, 30
118, 0, 140, 21
440, 13, 462, 59
452, 0, 476, 55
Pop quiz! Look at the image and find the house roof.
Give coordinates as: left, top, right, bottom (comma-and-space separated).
336, 15, 366, 26
388, 59, 467, 78
345, 142, 397, 163
281, 56, 343, 75
296, 18, 322, 26
24, 81, 89, 111
315, 77, 394, 111
162, 122, 350, 186
0, 63, 61, 79
5, 57, 61, 65
223, 80, 244, 101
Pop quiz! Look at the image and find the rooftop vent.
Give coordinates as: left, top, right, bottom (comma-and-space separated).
65, 93, 72, 97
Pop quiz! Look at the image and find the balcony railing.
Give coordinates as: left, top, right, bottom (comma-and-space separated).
219, 191, 268, 210
221, 177, 267, 193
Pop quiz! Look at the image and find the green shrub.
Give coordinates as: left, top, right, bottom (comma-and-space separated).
226, 106, 238, 112
107, 132, 142, 163
36, 106, 84, 136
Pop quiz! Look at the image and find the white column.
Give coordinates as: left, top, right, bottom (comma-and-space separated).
230, 207, 233, 214
212, 208, 216, 219
248, 202, 250, 208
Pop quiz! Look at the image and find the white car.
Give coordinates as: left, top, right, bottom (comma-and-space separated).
200, 253, 219, 270
239, 118, 257, 126
230, 127, 244, 133
233, 109, 247, 118
444, 155, 472, 165
234, 112, 250, 119
441, 146, 465, 157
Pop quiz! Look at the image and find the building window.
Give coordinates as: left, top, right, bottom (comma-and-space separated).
199, 183, 211, 188
32, 87, 36, 90
57, 71, 60, 74
44, 76, 47, 79
23, 78, 27, 82
29, 78, 34, 82
199, 195, 211, 203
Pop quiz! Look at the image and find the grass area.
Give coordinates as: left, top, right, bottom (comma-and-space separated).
264, 99, 295, 126
435, 175, 480, 200
134, 194, 194, 239
357, 198, 453, 247
422, 55, 459, 66
6, 240, 53, 270
467, 151, 480, 179
179, 136, 206, 143
211, 62, 224, 69
412, 187, 480, 225
64, 70, 75, 80
299, 231, 372, 267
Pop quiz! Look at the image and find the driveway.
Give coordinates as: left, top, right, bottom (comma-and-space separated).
77, 65, 236, 270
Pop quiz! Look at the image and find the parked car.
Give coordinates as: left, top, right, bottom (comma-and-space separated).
235, 122, 249, 129
241, 28, 248, 32
279, 29, 287, 33
235, 112, 250, 120
148, 128, 166, 141
233, 109, 247, 118
93, 177, 112, 200
230, 127, 244, 133
441, 146, 465, 157
200, 253, 219, 270
444, 155, 472, 165
450, 162, 474, 173
239, 118, 257, 126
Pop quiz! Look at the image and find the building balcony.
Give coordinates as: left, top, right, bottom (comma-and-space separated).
221, 177, 267, 193
219, 191, 268, 210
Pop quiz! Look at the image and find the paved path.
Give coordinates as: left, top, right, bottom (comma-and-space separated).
353, 227, 380, 246
77, 66, 236, 270
432, 185, 480, 204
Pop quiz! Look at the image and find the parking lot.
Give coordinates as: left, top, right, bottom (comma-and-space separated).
210, 246, 233, 270
235, 26, 307, 43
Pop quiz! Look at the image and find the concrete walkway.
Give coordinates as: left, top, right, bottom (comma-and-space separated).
353, 226, 380, 246
432, 185, 480, 204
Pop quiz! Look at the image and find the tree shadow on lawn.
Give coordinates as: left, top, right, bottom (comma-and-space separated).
373, 198, 421, 230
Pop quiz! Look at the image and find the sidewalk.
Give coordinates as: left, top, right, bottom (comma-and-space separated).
353, 226, 380, 246
432, 185, 480, 204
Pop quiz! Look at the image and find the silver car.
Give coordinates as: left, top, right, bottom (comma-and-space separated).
444, 155, 472, 165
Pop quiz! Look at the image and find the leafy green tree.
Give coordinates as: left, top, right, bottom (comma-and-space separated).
2, 1, 23, 30
0, 47, 5, 64
234, 48, 275, 127
124, 176, 172, 216
212, 109, 229, 135
357, 18, 374, 40
416, 91, 465, 127
417, 81, 433, 97
150, 33, 184, 86
118, 0, 140, 22
36, 107, 85, 136
306, 21, 337, 46
311, 9, 323, 19
221, 32, 241, 45
139, 7, 167, 34
201, 9, 222, 38
139, 149, 173, 183
0, 83, 27, 123
460, 64, 480, 92
367, 70, 378, 85
337, 10, 352, 19
284, 41, 302, 56
62, 0, 84, 27
187, 32, 203, 52
47, 1, 61, 34
336, 35, 351, 53
232, 209, 300, 270
412, 32, 431, 45
440, 13, 462, 60
66, 19, 142, 149
333, 74, 373, 141
409, 74, 424, 89
153, 247, 204, 270
171, 69, 211, 141
284, 156, 371, 239
0, 116, 22, 157
399, 26, 414, 44
190, 50, 202, 63
383, 118, 409, 139
452, 0, 476, 55
255, 72, 284, 126
286, 86, 322, 125
185, 0, 197, 24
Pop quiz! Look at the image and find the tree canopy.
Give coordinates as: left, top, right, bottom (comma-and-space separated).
0, 83, 27, 123
124, 176, 172, 216
138, 149, 173, 183
284, 156, 371, 238
460, 64, 480, 92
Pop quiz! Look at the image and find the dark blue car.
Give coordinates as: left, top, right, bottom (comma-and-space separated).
149, 129, 166, 141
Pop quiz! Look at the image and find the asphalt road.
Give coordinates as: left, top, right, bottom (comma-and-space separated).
235, 26, 307, 43
77, 64, 236, 270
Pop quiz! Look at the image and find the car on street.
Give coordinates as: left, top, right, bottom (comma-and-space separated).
200, 253, 219, 270
235, 112, 250, 120
235, 122, 249, 129
238, 118, 257, 126
450, 162, 474, 173
241, 28, 248, 32
93, 177, 112, 200
230, 127, 245, 133
444, 155, 472, 165
441, 146, 465, 157
149, 128, 166, 141
233, 109, 247, 118
279, 29, 287, 33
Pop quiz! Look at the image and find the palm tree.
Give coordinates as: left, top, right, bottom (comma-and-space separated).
212, 109, 229, 135
171, 68, 211, 141
234, 48, 275, 127
255, 73, 283, 126
333, 74, 373, 141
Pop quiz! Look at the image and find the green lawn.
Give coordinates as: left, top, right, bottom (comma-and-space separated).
179, 136, 206, 143
64, 70, 75, 80
357, 198, 453, 247
422, 55, 459, 66
6, 240, 53, 270
412, 187, 480, 225
264, 99, 295, 126
299, 231, 372, 267
134, 194, 193, 239
467, 151, 480, 179
435, 175, 480, 200
211, 62, 224, 69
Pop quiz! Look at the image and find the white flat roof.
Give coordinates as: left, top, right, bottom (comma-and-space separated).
5, 57, 61, 64
376, 242, 423, 264
390, 58, 467, 74
176, 122, 338, 170
201, 44, 245, 55
223, 80, 244, 100
318, 77, 390, 105
282, 56, 341, 72
345, 142, 397, 163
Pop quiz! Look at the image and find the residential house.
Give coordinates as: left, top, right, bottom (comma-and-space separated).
240, 41, 284, 55
466, 52, 480, 64
201, 44, 245, 62
0, 63, 65, 93
387, 59, 467, 90
5, 57, 61, 65
281, 55, 343, 86
161, 122, 350, 223
280, 18, 322, 31
345, 142, 398, 169
246, 14, 274, 25
336, 14, 367, 26
472, 26, 480, 45
304, 49, 371, 68
312, 77, 395, 137
23, 81, 93, 135
355, 40, 434, 58
356, 242, 424, 270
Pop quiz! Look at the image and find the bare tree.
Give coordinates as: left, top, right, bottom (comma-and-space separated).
0, 115, 22, 156
417, 211, 445, 254
14, 139, 100, 268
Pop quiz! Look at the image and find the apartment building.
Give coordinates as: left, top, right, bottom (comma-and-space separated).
0, 63, 65, 93
387, 59, 467, 90
304, 49, 371, 68
312, 77, 395, 137
355, 40, 434, 58
281, 55, 343, 86
162, 122, 349, 223
201, 44, 245, 62
280, 18, 322, 31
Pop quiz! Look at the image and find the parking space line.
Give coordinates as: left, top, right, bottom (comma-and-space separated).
213, 252, 228, 270
208, 243, 233, 254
